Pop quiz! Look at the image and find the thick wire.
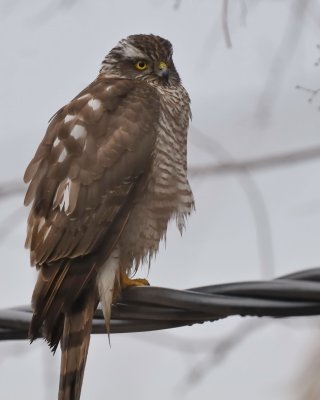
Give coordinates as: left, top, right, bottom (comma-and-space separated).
1, 267, 320, 341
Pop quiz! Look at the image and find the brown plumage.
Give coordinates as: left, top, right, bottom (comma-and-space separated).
24, 34, 194, 400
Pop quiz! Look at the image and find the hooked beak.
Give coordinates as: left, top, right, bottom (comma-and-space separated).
157, 61, 169, 81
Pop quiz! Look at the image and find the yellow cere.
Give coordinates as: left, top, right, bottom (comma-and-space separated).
135, 61, 148, 71
159, 61, 168, 70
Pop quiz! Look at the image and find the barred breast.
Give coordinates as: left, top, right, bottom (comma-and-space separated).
119, 83, 194, 271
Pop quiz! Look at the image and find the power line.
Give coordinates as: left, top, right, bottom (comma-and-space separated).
1, 267, 320, 341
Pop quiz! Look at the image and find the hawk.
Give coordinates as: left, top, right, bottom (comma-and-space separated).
24, 34, 194, 400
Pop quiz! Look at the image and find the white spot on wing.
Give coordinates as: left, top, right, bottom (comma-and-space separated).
106, 85, 114, 93
59, 178, 71, 212
87, 98, 102, 111
64, 114, 76, 123
70, 124, 86, 140
58, 148, 67, 162
53, 137, 60, 147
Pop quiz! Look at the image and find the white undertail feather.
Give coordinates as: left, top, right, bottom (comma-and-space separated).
96, 248, 120, 333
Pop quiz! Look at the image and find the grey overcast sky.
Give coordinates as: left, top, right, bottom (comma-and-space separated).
1, 1, 320, 399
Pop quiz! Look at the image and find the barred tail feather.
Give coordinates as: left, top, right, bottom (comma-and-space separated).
59, 291, 97, 400
29, 255, 98, 351
58, 251, 119, 399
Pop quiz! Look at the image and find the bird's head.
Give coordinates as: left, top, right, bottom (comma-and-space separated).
100, 34, 181, 86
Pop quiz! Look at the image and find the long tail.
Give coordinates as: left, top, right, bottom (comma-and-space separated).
29, 248, 121, 400
58, 290, 97, 400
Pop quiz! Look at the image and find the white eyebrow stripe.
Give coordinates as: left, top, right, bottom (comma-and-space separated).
70, 124, 86, 140
87, 98, 102, 111
120, 42, 146, 59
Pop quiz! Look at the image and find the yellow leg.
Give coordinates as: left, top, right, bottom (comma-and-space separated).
120, 270, 150, 289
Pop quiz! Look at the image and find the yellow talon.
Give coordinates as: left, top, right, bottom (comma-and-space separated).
113, 270, 149, 301
120, 270, 150, 289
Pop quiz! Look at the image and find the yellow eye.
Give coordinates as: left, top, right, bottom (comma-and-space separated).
135, 61, 148, 71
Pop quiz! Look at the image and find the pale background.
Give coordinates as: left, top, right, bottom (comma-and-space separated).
1, 0, 320, 399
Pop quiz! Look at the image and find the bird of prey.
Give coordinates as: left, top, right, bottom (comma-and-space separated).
24, 34, 194, 400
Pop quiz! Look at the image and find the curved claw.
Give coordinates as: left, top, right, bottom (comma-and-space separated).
120, 271, 150, 289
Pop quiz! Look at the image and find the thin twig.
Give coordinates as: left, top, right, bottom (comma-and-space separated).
173, 0, 182, 10
0, 181, 25, 202
255, 0, 311, 124
222, 0, 232, 48
2, 144, 320, 204
296, 85, 320, 108
27, 0, 79, 25
239, 0, 247, 26
0, 207, 26, 242
189, 144, 320, 177
189, 126, 275, 278
179, 319, 267, 391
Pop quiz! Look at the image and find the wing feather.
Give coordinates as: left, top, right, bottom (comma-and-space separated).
25, 77, 160, 265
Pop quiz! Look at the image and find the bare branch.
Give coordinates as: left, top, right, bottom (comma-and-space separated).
0, 181, 25, 202
173, 0, 182, 10
189, 145, 320, 178
296, 84, 320, 108
190, 126, 275, 278
179, 319, 267, 390
222, 0, 232, 48
255, 0, 311, 124
0, 207, 25, 242
239, 0, 247, 26
314, 43, 320, 66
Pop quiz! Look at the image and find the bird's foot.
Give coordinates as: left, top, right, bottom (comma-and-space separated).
120, 271, 150, 289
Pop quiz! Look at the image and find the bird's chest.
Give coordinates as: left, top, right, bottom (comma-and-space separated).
119, 89, 192, 267
151, 88, 189, 190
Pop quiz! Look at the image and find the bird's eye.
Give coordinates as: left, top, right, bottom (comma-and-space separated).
135, 61, 148, 71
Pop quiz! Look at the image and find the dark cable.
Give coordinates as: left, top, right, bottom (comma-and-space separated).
1, 267, 320, 341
